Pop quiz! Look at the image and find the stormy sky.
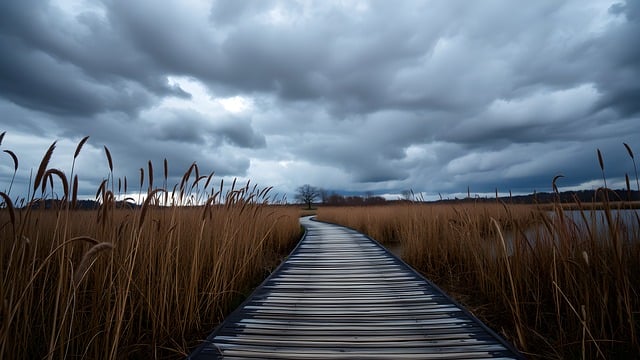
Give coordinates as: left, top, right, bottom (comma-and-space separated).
1, 0, 639, 201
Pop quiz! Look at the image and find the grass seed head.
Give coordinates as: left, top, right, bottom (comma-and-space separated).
33, 141, 57, 193
74, 136, 90, 160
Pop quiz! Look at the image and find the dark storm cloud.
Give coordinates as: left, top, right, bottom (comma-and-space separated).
0, 37, 157, 116
592, 1, 640, 116
0, 0, 188, 116
1, 0, 640, 200
148, 109, 266, 149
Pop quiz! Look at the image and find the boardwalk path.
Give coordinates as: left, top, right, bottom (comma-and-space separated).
189, 216, 522, 359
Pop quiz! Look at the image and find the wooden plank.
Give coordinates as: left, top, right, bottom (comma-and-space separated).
188, 216, 523, 359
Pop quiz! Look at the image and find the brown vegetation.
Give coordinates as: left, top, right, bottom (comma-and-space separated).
0, 135, 301, 359
318, 197, 640, 359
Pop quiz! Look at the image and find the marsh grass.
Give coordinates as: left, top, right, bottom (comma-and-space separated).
0, 135, 301, 359
318, 196, 640, 358
319, 201, 639, 358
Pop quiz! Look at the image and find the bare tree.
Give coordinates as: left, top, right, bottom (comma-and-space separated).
295, 184, 320, 209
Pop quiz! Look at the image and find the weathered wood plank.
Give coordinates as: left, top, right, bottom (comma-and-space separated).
188, 216, 523, 359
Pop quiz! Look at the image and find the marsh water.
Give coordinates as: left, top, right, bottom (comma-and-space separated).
498, 209, 640, 258
520, 209, 639, 242
384, 209, 640, 259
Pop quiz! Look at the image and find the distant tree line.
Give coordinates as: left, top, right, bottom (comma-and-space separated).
295, 184, 640, 208
295, 185, 390, 207
322, 192, 388, 206
436, 189, 640, 204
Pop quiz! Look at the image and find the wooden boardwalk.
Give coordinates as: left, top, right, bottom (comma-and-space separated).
189, 216, 523, 359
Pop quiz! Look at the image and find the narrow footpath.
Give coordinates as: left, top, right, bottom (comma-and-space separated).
189, 216, 523, 359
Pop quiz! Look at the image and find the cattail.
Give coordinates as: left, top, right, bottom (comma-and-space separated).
552, 174, 564, 194
95, 179, 108, 199
191, 175, 206, 192
0, 191, 16, 235
597, 148, 608, 189
3, 149, 18, 171
163, 158, 168, 184
204, 172, 215, 189
104, 145, 113, 173
74, 136, 90, 160
180, 162, 196, 192
201, 193, 219, 220
3, 149, 18, 194
139, 189, 166, 228
72, 175, 78, 209
597, 149, 604, 171
74, 242, 113, 285
259, 186, 273, 199
33, 141, 57, 193
623, 143, 639, 192
624, 142, 634, 159
42, 172, 54, 196
43, 168, 69, 200
148, 160, 153, 191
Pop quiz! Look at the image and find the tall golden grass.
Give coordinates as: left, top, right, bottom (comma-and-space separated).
0, 134, 301, 359
318, 198, 640, 358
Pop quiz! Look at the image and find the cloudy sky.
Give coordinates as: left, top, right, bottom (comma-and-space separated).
1, 0, 639, 202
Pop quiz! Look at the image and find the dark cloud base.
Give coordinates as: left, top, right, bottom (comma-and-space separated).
1, 0, 639, 200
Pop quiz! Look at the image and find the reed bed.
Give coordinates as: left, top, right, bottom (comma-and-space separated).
0, 135, 301, 359
318, 199, 640, 359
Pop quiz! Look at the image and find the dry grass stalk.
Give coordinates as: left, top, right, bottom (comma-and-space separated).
3, 149, 18, 172
148, 160, 154, 192
74, 242, 113, 285
318, 198, 640, 359
71, 175, 79, 209
33, 141, 57, 194
624, 142, 640, 192
74, 136, 90, 160
0, 191, 16, 236
43, 168, 69, 201
1, 134, 301, 359
103, 146, 113, 173
491, 217, 526, 349
2, 149, 18, 195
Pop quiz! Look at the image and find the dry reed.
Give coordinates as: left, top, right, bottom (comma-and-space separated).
318, 197, 640, 358
0, 134, 302, 359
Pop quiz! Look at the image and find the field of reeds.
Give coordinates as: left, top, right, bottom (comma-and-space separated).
318, 194, 640, 358
317, 143, 640, 359
0, 134, 302, 359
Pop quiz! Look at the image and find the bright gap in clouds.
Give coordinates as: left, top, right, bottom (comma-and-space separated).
165, 76, 253, 114
217, 96, 254, 114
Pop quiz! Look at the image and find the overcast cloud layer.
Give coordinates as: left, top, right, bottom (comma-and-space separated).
1, 0, 639, 201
